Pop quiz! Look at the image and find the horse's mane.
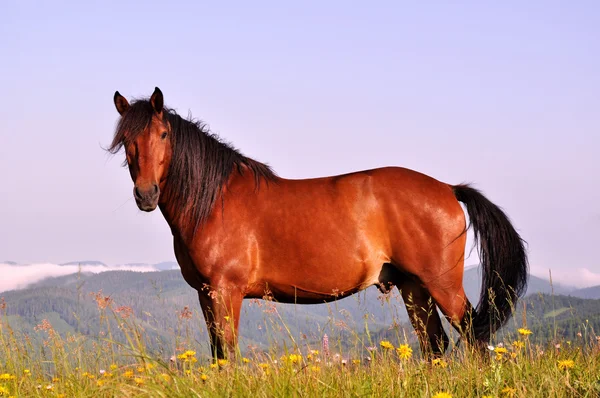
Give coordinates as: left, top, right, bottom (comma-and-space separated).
108, 99, 277, 233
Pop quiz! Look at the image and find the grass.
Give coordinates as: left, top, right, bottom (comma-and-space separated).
0, 292, 599, 397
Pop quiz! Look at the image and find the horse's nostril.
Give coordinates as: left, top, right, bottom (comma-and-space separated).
134, 187, 142, 200
153, 184, 159, 194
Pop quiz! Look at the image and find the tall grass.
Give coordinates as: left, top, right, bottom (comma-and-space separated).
0, 290, 599, 397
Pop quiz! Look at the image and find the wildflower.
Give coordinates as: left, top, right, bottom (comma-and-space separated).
432, 392, 452, 398
432, 358, 448, 368
0, 386, 9, 396
501, 386, 516, 397
200, 374, 208, 381
310, 365, 321, 372
23, 369, 30, 376
161, 373, 170, 382
242, 357, 250, 363
123, 370, 134, 378
557, 359, 575, 370
352, 359, 361, 365
110, 364, 118, 370
341, 359, 347, 366
210, 363, 218, 369
322, 334, 330, 357
134, 377, 144, 386
217, 359, 228, 367
96, 380, 104, 387
45, 384, 54, 391
380, 340, 394, 350
494, 347, 508, 354
512, 341, 525, 349
396, 344, 412, 359
259, 363, 269, 370
0, 374, 15, 381
518, 328, 532, 336
52, 377, 60, 383
177, 350, 197, 362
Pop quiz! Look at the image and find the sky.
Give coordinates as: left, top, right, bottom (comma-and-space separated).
1, 1, 598, 286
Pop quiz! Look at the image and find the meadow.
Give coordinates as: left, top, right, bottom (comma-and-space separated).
0, 287, 599, 398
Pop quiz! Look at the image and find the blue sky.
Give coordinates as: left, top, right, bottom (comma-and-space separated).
1, 1, 598, 285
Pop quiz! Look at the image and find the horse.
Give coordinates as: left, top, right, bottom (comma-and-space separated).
108, 87, 528, 361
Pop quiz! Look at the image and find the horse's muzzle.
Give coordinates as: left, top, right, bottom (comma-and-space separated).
134, 184, 160, 212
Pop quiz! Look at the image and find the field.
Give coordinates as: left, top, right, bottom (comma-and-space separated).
1, 285, 600, 398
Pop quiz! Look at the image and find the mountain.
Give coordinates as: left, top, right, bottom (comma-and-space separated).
59, 260, 107, 266
462, 265, 575, 304
1, 264, 595, 360
568, 285, 600, 300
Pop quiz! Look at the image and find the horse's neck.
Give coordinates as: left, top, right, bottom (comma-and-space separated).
158, 201, 191, 241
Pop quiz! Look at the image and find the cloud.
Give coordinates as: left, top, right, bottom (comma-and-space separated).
0, 263, 158, 293
530, 265, 600, 289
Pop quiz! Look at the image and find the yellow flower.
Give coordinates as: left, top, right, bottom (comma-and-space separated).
501, 386, 517, 396
96, 380, 104, 387
396, 344, 413, 360
518, 328, 532, 336
558, 359, 575, 370
380, 340, 394, 350
0, 386, 9, 396
242, 357, 250, 363
259, 363, 269, 370
177, 350, 197, 362
23, 369, 30, 375
431, 358, 448, 368
0, 374, 15, 380
512, 341, 525, 349
281, 354, 302, 364
217, 359, 228, 367
310, 366, 320, 372
200, 374, 208, 381
161, 373, 170, 382
210, 363, 218, 369
110, 364, 118, 370
123, 370, 134, 378
134, 377, 144, 385
137, 367, 145, 373
432, 392, 452, 398
494, 347, 508, 354
352, 359, 361, 365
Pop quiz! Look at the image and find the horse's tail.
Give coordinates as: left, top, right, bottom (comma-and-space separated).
453, 184, 529, 342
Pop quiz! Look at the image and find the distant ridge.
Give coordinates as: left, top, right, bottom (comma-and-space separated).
59, 260, 107, 267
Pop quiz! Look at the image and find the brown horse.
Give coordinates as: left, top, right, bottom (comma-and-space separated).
108, 87, 528, 360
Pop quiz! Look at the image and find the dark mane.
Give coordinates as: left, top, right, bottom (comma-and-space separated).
108, 99, 277, 234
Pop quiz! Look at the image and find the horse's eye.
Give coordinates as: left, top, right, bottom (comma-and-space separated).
161, 131, 168, 140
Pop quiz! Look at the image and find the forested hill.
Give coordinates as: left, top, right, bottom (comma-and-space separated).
0, 267, 598, 357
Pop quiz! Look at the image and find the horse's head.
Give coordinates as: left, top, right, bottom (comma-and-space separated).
112, 87, 172, 212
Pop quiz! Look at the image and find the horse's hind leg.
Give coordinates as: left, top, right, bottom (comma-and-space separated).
396, 277, 449, 360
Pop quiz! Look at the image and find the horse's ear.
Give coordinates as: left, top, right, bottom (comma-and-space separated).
150, 87, 164, 114
114, 91, 130, 115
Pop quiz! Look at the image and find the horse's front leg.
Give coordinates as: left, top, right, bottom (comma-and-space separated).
197, 285, 243, 361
